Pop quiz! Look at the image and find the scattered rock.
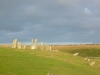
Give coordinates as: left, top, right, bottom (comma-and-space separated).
90, 61, 95, 66
53, 50, 58, 52
47, 73, 53, 75
73, 53, 79, 56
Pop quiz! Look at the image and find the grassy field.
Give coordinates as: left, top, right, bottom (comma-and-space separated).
0, 45, 100, 75
56, 45, 100, 57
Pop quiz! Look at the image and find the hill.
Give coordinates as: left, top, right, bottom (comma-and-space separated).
0, 46, 100, 75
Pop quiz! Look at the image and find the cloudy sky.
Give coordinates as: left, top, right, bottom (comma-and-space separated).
0, 0, 100, 44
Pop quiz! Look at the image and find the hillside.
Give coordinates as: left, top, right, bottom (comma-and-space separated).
0, 46, 100, 75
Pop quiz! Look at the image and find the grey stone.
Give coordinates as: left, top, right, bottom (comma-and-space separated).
30, 39, 38, 50
12, 39, 18, 48
17, 42, 22, 49
46, 45, 52, 50
40, 42, 44, 50
90, 61, 95, 66
47, 73, 53, 75
23, 45, 26, 49
73, 53, 79, 56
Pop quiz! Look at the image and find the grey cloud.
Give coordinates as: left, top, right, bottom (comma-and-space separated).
0, 0, 100, 44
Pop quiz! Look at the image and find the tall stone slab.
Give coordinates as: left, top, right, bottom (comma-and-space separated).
30, 39, 35, 49
40, 42, 44, 50
46, 45, 52, 50
46, 45, 49, 50
30, 39, 38, 50
49, 45, 52, 51
12, 39, 18, 48
23, 45, 26, 49
34, 39, 38, 50
17, 42, 22, 49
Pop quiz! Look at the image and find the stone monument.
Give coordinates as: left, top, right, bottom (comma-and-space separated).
46, 45, 51, 50
34, 39, 38, 50
12, 39, 18, 48
17, 42, 22, 49
49, 45, 52, 51
30, 39, 38, 50
30, 39, 35, 49
40, 42, 44, 50
23, 45, 26, 49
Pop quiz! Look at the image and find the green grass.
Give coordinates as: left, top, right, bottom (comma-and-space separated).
60, 48, 100, 57
0, 46, 100, 75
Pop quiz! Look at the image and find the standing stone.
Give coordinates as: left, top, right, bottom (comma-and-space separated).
40, 42, 44, 50
12, 39, 18, 48
49, 45, 52, 51
30, 39, 38, 50
34, 39, 38, 50
30, 39, 35, 49
23, 45, 26, 49
46, 45, 51, 50
46, 45, 49, 50
17, 42, 22, 49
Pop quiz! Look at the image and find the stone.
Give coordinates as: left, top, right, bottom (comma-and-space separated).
40, 42, 44, 50
49, 45, 52, 51
73, 53, 79, 56
17, 42, 22, 49
90, 61, 95, 66
31, 45, 36, 49
34, 39, 38, 50
30, 39, 35, 49
46, 45, 52, 50
87, 59, 91, 61
84, 58, 91, 61
84, 58, 88, 61
23, 45, 26, 49
47, 73, 53, 75
46, 45, 50, 50
12, 39, 18, 48
30, 39, 38, 50
53, 50, 58, 52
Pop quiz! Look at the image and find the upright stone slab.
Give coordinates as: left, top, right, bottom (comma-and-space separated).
30, 39, 35, 49
49, 45, 52, 51
40, 42, 44, 50
46, 45, 48, 50
17, 42, 22, 49
30, 39, 38, 50
23, 45, 26, 49
46, 45, 50, 50
12, 39, 18, 48
34, 39, 38, 50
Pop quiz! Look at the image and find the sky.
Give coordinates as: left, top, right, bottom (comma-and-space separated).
0, 0, 100, 44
